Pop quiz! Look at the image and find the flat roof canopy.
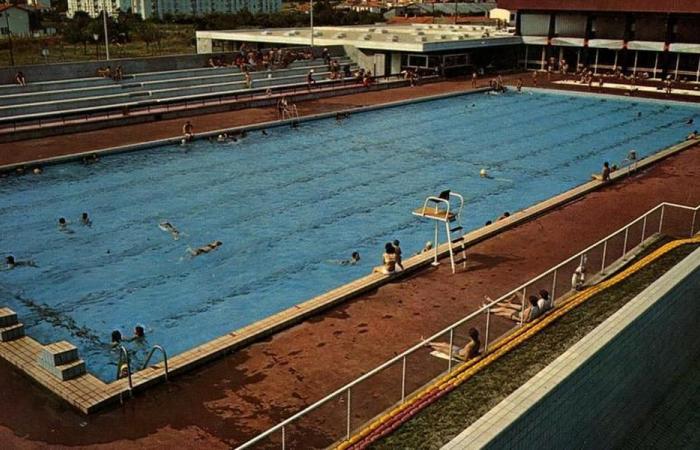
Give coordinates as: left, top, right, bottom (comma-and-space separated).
500, 0, 700, 14
196, 25, 521, 53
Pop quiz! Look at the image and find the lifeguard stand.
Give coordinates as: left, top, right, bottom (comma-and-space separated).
412, 190, 467, 274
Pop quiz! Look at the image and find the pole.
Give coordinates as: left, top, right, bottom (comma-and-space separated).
4, 13, 14, 66
102, 1, 110, 60
309, 0, 314, 51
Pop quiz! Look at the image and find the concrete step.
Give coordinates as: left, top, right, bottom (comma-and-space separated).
0, 307, 19, 328
44, 359, 87, 381
0, 323, 25, 342
39, 340, 79, 367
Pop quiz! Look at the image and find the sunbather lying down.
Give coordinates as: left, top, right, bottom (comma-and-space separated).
425, 327, 480, 361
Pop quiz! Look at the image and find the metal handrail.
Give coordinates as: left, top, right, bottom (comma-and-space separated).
235, 201, 700, 449
141, 344, 169, 382
116, 345, 133, 395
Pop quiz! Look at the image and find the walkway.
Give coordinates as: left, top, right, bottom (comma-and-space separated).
0, 141, 698, 448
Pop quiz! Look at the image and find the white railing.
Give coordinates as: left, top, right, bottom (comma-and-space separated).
237, 202, 700, 449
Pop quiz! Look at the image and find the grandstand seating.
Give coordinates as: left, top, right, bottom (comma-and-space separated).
0, 57, 357, 120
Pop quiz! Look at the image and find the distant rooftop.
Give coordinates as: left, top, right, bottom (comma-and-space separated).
196, 24, 519, 52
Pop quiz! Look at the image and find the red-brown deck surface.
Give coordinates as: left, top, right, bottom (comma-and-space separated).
1, 79, 699, 449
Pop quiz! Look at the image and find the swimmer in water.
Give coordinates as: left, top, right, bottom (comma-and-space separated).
58, 217, 74, 233
5, 255, 37, 269
188, 240, 222, 257
158, 221, 181, 240
330, 251, 361, 265
81, 212, 92, 226
261, 129, 268, 136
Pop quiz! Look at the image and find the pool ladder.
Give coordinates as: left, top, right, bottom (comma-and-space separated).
116, 344, 170, 398
412, 190, 468, 274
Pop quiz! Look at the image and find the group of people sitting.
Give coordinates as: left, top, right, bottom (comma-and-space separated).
96, 65, 124, 81
206, 46, 314, 72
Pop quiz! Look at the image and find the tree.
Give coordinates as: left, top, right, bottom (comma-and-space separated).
135, 21, 164, 53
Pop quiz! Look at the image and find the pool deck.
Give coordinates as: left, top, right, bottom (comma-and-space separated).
1, 77, 700, 448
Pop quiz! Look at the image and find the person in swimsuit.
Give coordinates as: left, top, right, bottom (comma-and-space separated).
159, 221, 181, 240
393, 240, 404, 271
373, 243, 397, 275
426, 328, 480, 361
5, 255, 37, 269
188, 240, 222, 257
81, 212, 92, 226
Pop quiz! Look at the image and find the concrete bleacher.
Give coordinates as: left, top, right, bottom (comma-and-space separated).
0, 57, 356, 120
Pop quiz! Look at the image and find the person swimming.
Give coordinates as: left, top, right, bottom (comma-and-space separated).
330, 251, 361, 265
5, 255, 37, 269
81, 212, 92, 226
111, 329, 122, 347
58, 217, 74, 233
158, 221, 181, 240
188, 240, 222, 257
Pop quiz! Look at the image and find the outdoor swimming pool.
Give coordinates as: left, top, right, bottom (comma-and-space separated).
0, 90, 697, 381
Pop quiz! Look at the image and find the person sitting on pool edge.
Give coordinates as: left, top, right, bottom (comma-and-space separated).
425, 327, 480, 361
182, 121, 195, 142
188, 240, 222, 257
592, 161, 611, 182
393, 240, 404, 271
373, 242, 397, 275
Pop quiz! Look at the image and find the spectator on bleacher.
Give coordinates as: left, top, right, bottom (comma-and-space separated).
244, 71, 253, 89
97, 67, 112, 78
322, 47, 331, 66
306, 69, 316, 90
363, 71, 373, 88
113, 65, 123, 81
15, 71, 27, 86
182, 121, 195, 142
426, 328, 480, 361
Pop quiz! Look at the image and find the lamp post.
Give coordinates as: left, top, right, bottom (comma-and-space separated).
4, 11, 14, 66
309, 0, 314, 52
102, 0, 110, 60
93, 33, 99, 59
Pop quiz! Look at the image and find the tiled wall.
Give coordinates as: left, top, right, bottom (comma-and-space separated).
484, 250, 700, 449
445, 247, 700, 449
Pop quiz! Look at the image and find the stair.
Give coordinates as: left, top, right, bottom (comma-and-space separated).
38, 341, 86, 381
0, 307, 25, 342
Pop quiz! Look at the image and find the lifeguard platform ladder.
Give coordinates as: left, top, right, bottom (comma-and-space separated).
412, 190, 467, 274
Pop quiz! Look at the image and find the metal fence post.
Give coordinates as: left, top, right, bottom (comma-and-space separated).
484, 308, 491, 352
551, 269, 557, 303
691, 210, 697, 237
641, 215, 647, 244
346, 388, 352, 440
401, 356, 407, 403
658, 205, 665, 233
447, 328, 454, 372
622, 227, 629, 258
600, 240, 608, 272
281, 425, 286, 450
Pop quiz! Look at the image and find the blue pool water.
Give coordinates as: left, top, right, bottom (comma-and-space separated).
0, 91, 697, 381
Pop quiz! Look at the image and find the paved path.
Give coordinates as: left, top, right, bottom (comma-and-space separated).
0, 141, 698, 448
